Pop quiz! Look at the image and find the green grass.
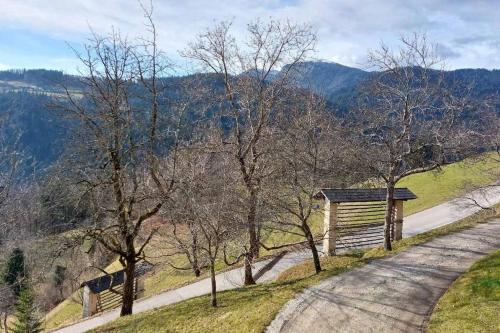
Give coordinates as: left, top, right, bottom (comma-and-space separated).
43, 297, 83, 331
427, 250, 500, 333
398, 154, 498, 215
91, 204, 500, 333
262, 154, 499, 250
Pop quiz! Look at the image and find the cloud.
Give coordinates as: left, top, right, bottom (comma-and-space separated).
0, 0, 499, 70
454, 35, 493, 45
436, 43, 461, 59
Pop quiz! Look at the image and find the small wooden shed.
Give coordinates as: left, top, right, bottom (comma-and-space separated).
315, 188, 417, 255
80, 262, 153, 318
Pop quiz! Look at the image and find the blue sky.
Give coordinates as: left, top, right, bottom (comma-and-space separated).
0, 28, 80, 70
0, 0, 499, 73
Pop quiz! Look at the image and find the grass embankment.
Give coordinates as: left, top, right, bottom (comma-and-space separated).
262, 154, 499, 250
45, 154, 499, 330
92, 204, 500, 333
427, 250, 500, 333
399, 155, 498, 215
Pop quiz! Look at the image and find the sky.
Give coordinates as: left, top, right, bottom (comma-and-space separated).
0, 0, 499, 73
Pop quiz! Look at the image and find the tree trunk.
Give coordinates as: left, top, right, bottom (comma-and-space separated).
384, 181, 395, 251
244, 191, 259, 285
192, 230, 201, 277
210, 262, 217, 307
2, 313, 8, 333
248, 192, 260, 259
120, 258, 136, 316
303, 222, 321, 273
244, 253, 255, 285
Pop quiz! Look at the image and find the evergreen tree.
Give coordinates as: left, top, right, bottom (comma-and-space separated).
11, 286, 42, 333
2, 248, 26, 297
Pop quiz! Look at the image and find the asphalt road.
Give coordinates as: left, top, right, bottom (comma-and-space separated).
266, 219, 500, 333
51, 185, 500, 333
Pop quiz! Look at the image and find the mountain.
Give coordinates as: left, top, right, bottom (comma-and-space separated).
287, 61, 368, 96
287, 61, 500, 113
0, 64, 498, 175
0, 69, 82, 93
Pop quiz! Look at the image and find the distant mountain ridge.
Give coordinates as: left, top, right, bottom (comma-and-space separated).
0, 62, 498, 173
288, 61, 367, 94
1, 61, 499, 103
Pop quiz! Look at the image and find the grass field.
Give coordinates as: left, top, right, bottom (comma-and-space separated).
427, 250, 500, 333
262, 154, 499, 250
44, 154, 499, 330
91, 204, 500, 333
399, 155, 499, 215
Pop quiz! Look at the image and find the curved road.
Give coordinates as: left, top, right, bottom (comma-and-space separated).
267, 219, 500, 333
51, 185, 500, 333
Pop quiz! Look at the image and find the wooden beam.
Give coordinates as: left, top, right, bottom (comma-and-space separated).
323, 200, 338, 256
394, 200, 404, 241
82, 286, 98, 318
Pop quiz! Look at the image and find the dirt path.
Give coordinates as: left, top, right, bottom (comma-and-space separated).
266, 219, 500, 333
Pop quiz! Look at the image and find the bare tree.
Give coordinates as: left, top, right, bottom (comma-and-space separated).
350, 33, 484, 251
184, 19, 316, 285
261, 91, 351, 273
160, 144, 243, 306
459, 105, 500, 210
53, 11, 184, 316
197, 159, 239, 307
158, 150, 208, 278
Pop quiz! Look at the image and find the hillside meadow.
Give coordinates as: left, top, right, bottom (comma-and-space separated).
44, 154, 499, 330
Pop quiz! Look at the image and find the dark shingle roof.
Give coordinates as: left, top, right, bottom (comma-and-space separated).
80, 262, 153, 294
315, 188, 417, 202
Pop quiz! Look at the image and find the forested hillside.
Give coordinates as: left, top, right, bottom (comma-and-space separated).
0, 64, 499, 174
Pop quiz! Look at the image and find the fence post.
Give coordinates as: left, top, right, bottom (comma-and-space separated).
394, 200, 404, 241
323, 199, 338, 256
82, 286, 98, 318
135, 276, 145, 299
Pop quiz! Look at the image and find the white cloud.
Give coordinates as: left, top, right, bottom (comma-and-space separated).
0, 0, 499, 69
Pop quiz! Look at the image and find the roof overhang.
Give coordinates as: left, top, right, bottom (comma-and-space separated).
80, 262, 153, 293
314, 188, 417, 203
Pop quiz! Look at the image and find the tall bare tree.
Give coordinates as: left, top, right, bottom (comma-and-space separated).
160, 143, 243, 306
54, 12, 184, 315
261, 92, 351, 273
195, 156, 240, 307
350, 33, 484, 251
158, 150, 209, 278
459, 101, 500, 210
184, 19, 316, 284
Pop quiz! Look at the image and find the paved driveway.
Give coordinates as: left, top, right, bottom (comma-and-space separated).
267, 219, 500, 333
